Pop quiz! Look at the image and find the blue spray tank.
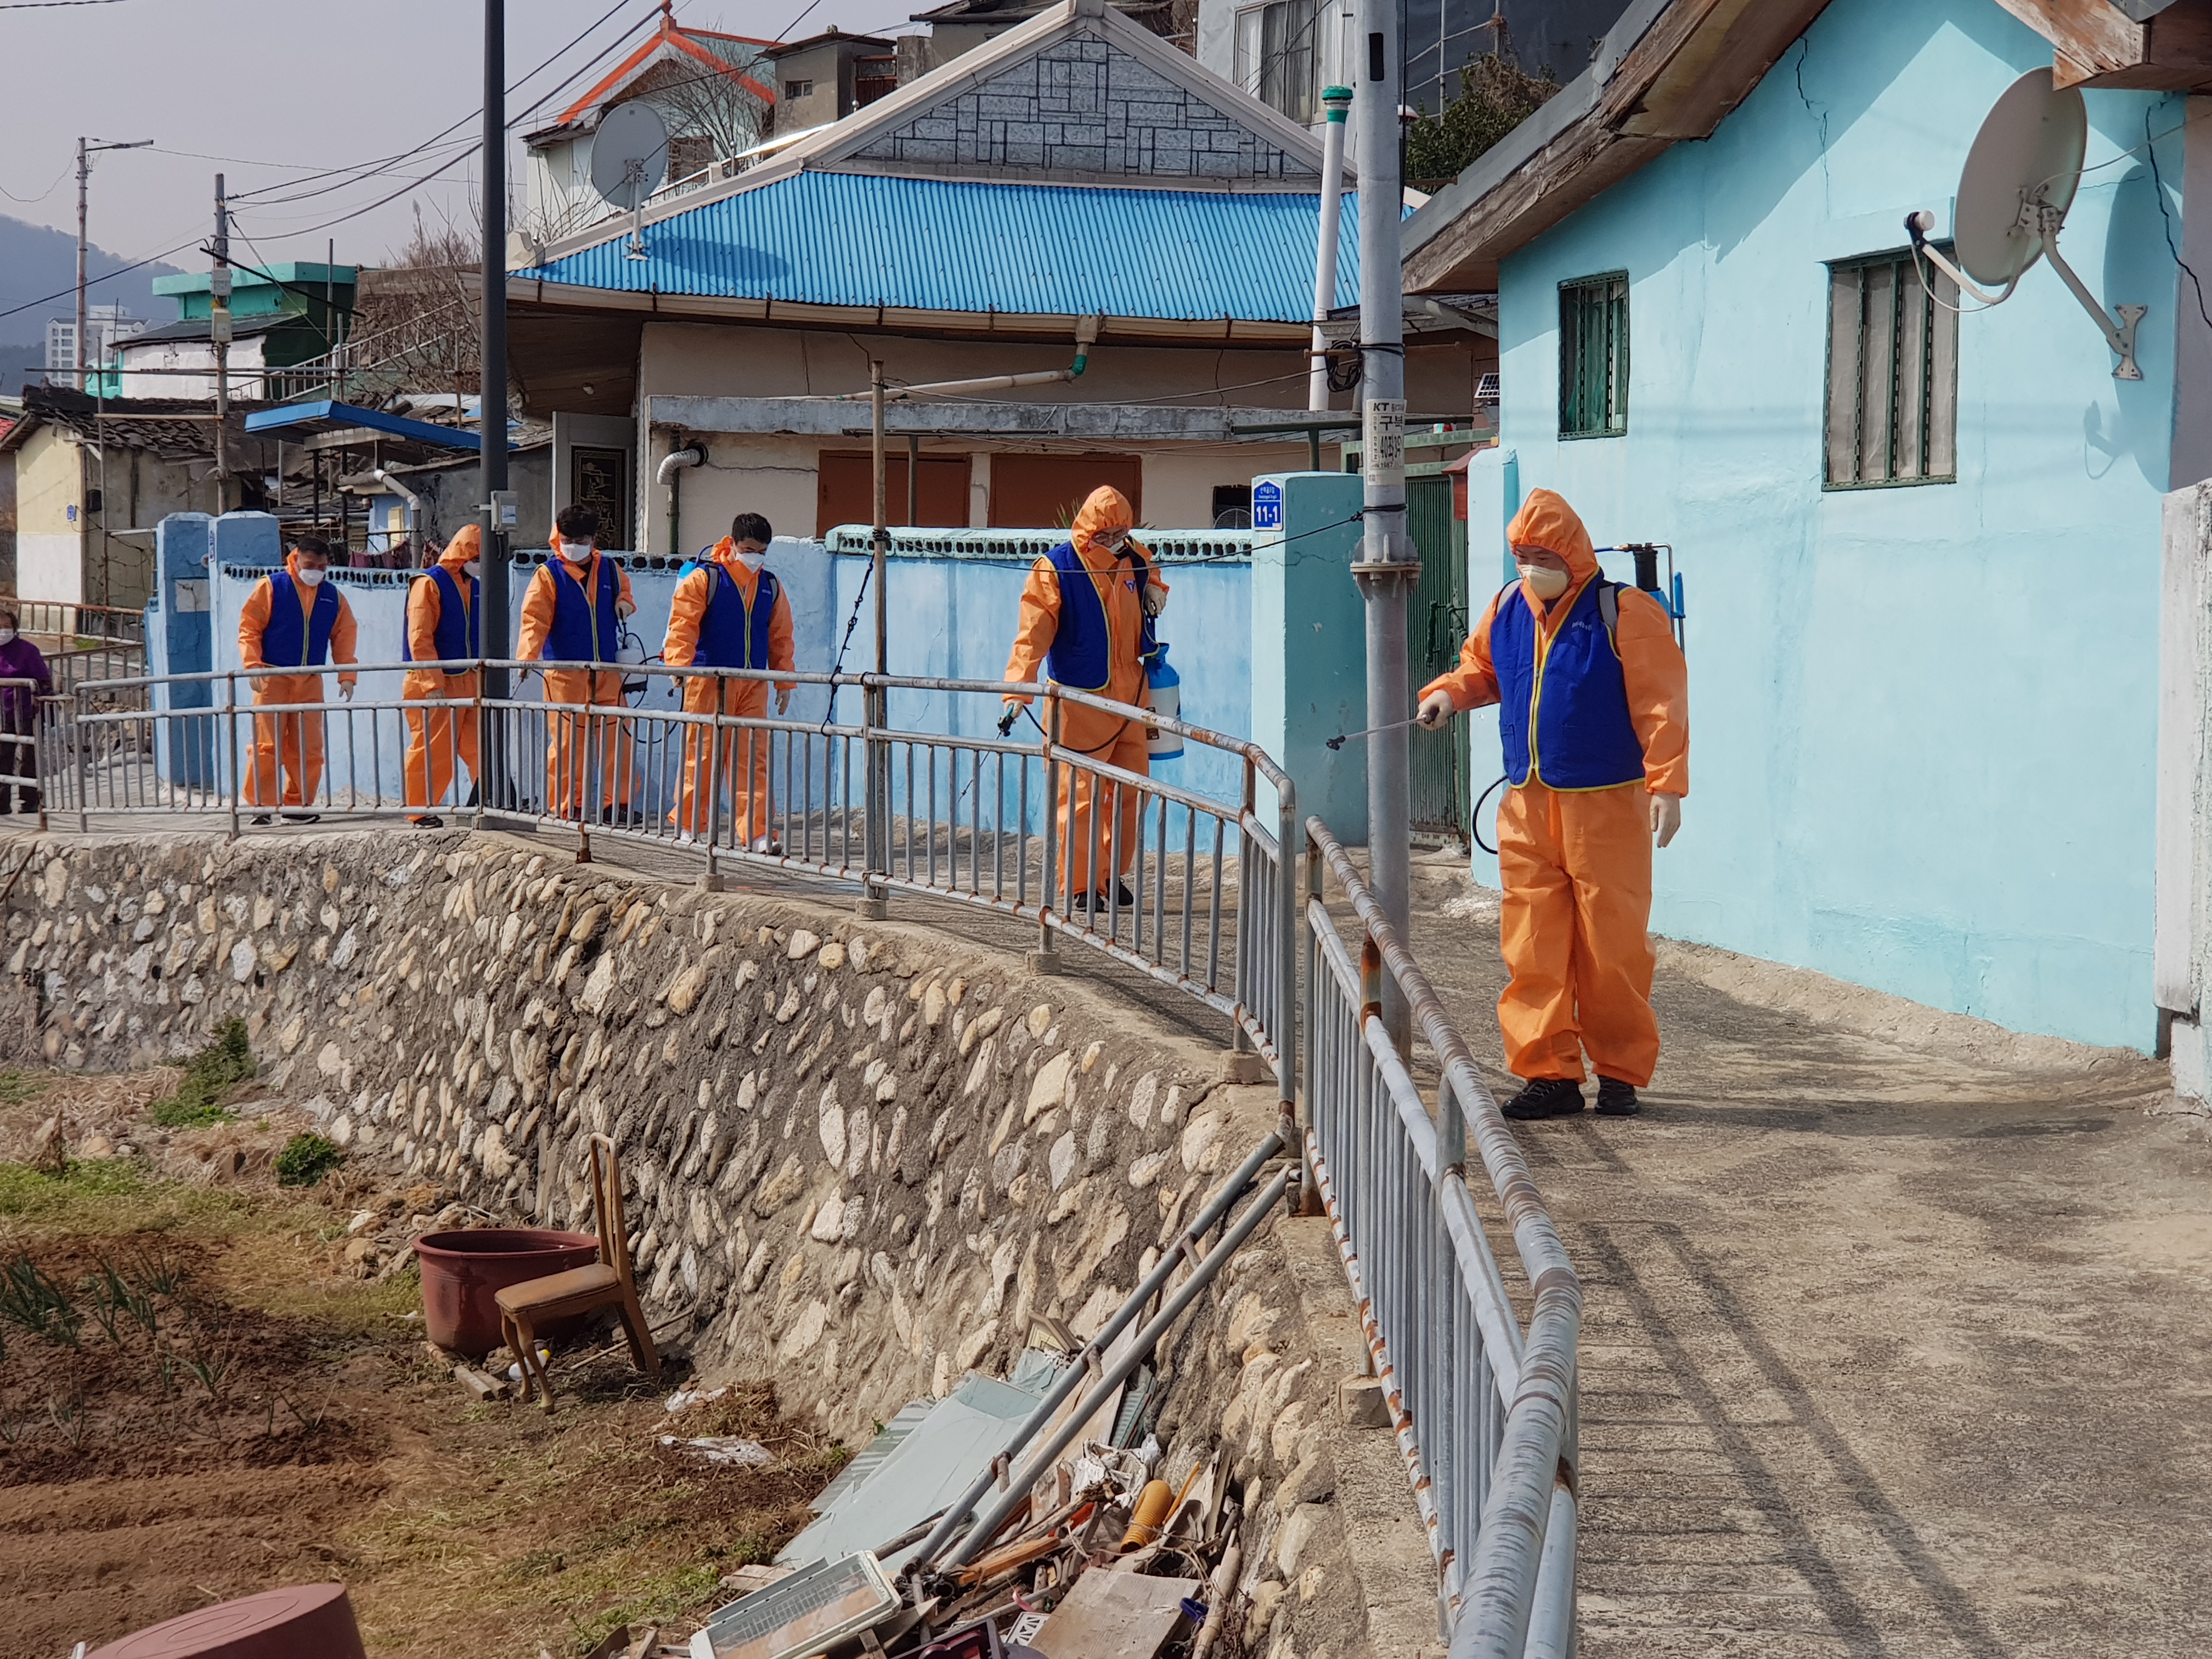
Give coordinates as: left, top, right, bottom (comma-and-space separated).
1145, 642, 1182, 759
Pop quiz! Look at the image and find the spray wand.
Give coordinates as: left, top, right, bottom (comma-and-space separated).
1324, 716, 1421, 751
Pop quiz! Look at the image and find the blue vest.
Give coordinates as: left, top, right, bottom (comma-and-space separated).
1042, 541, 1155, 691
401, 564, 478, 663
1489, 578, 1647, 791
258, 571, 339, 669
541, 555, 619, 662
682, 561, 778, 669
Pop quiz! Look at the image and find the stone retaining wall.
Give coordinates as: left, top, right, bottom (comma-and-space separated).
7, 830, 1438, 1659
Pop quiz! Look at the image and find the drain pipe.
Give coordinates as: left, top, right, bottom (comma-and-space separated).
657, 438, 705, 557
369, 468, 424, 554
870, 315, 1102, 404
927, 1159, 1295, 1577
1308, 86, 1353, 413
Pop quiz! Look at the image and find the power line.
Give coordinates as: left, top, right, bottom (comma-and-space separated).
0, 0, 150, 8
0, 239, 196, 324
0, 161, 70, 204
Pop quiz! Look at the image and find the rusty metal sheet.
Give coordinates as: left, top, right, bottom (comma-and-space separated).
1030, 1572, 1201, 1659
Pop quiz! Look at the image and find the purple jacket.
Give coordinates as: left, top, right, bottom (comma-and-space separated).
0, 634, 52, 734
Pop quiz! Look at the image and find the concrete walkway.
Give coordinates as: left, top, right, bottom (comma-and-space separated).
1399, 856, 2212, 1659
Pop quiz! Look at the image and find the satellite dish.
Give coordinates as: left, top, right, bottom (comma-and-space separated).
1906, 67, 2145, 380
1953, 69, 2085, 286
591, 101, 669, 210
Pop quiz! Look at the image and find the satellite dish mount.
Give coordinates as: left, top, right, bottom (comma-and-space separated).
590, 101, 670, 264
1906, 69, 2146, 381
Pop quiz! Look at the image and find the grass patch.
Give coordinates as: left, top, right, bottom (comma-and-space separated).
147, 1019, 257, 1128
0, 1070, 44, 1109
0, 1158, 150, 1218
275, 1132, 343, 1188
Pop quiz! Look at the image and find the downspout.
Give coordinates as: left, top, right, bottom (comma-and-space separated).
657, 438, 705, 558
369, 468, 423, 553
1310, 86, 1354, 415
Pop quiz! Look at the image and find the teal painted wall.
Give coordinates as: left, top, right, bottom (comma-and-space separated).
1490, 0, 2187, 1050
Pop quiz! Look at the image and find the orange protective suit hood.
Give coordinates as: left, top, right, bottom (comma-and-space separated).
1506, 489, 1599, 585
1070, 486, 1135, 558
441, 523, 482, 573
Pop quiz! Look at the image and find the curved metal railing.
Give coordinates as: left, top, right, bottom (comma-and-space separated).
38, 658, 1578, 1655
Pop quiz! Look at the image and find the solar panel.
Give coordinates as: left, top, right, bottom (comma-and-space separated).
692, 1552, 899, 1659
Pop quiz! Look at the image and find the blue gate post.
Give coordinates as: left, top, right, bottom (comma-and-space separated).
1248, 470, 1368, 837
150, 514, 215, 788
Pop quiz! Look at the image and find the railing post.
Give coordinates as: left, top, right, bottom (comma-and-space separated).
75, 683, 89, 833
1276, 770, 1297, 1110
1030, 687, 1062, 974
471, 669, 488, 831
702, 674, 724, 891
1359, 929, 1384, 1028
857, 674, 889, 919
225, 671, 240, 839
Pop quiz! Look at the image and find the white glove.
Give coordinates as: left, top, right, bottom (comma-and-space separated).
1650, 793, 1681, 849
1141, 583, 1166, 619
1414, 690, 1456, 730
775, 687, 792, 715
338, 682, 356, 702
616, 599, 636, 619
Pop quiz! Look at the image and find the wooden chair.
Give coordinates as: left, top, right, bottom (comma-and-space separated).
498, 1133, 660, 1411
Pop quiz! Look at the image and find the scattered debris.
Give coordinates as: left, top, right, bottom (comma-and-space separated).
453, 1363, 509, 1404
667, 1385, 731, 1414
692, 1551, 901, 1659
658, 1435, 772, 1467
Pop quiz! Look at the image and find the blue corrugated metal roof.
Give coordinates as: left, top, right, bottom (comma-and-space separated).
520, 171, 1365, 323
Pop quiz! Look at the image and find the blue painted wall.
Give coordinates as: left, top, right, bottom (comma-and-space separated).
1488, 0, 2186, 1049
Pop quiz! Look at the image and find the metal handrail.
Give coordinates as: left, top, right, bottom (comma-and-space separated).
41, 659, 1579, 1654
1304, 816, 1580, 1657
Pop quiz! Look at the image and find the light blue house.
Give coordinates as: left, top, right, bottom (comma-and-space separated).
1402, 0, 2212, 1056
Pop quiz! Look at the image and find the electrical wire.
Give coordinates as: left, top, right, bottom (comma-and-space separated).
0, 161, 69, 204
2143, 105, 2212, 338
0, 239, 197, 325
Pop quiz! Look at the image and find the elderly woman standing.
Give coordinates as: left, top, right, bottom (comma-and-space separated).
0, 608, 53, 814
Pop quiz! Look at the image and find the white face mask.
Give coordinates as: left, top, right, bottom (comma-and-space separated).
0, 630, 17, 646
735, 544, 766, 572
561, 540, 594, 565
296, 567, 327, 588
463, 560, 483, 580
1517, 562, 1570, 601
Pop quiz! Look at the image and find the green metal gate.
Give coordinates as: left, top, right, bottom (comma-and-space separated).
1406, 475, 1470, 843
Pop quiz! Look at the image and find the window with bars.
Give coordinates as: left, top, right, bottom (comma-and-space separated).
1233, 0, 1318, 124
1559, 272, 1629, 439
1825, 250, 1958, 488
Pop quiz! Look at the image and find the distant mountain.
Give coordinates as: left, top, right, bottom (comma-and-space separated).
0, 213, 188, 349
0, 343, 42, 397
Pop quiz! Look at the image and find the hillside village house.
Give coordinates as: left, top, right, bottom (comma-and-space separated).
1400, 0, 2212, 1070
501, 0, 1491, 551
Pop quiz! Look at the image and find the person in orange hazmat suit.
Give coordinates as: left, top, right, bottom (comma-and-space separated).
1415, 488, 1688, 1119
516, 504, 636, 822
402, 521, 482, 827
236, 534, 358, 824
664, 511, 795, 847
1001, 486, 1168, 912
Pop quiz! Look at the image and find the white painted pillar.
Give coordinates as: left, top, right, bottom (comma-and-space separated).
2155, 481, 2212, 1097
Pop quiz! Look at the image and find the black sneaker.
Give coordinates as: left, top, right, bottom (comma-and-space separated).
410, 815, 444, 830
1595, 1077, 1641, 1117
249, 814, 274, 826
281, 811, 321, 824
1503, 1077, 1585, 1120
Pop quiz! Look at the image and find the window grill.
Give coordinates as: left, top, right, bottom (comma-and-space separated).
1826, 249, 1958, 488
1559, 272, 1629, 439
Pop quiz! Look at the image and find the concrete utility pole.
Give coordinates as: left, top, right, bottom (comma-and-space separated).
72, 136, 151, 393
211, 175, 232, 514
481, 0, 510, 696
1352, 0, 1417, 1040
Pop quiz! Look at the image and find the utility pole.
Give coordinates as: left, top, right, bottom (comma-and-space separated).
481, 0, 510, 697
211, 175, 231, 515
72, 136, 152, 393
1352, 0, 1417, 1043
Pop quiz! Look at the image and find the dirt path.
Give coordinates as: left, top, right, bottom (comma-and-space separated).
1398, 857, 2212, 1659
0, 1068, 841, 1659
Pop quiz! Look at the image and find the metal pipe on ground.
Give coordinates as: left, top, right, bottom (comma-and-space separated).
906, 1128, 1288, 1574
928, 1163, 1295, 1578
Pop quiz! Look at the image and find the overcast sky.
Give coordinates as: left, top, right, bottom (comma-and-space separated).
2, 0, 920, 271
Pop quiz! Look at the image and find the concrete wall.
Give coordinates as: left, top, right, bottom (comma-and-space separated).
632, 318, 1481, 557
1489, 0, 2183, 1051
14, 424, 83, 606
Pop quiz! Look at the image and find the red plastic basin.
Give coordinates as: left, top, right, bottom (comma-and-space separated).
414, 1227, 601, 1355
88, 1582, 365, 1659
